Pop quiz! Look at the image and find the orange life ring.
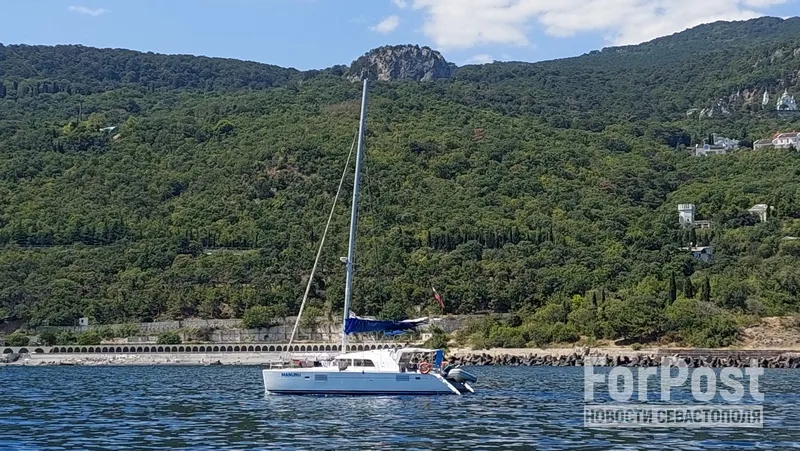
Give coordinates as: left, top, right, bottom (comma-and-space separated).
419, 362, 431, 374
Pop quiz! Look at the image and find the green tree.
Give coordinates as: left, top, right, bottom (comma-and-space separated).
56, 331, 76, 345
5, 332, 30, 346
38, 330, 58, 346
683, 276, 696, 299
157, 331, 182, 345
77, 331, 102, 345
668, 272, 677, 304
700, 276, 711, 303
242, 305, 280, 329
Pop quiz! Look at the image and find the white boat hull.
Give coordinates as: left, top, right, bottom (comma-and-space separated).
262, 369, 461, 395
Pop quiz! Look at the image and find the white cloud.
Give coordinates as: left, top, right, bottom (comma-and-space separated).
370, 15, 401, 33
409, 0, 794, 50
466, 54, 494, 64
392, 0, 409, 8
68, 5, 108, 17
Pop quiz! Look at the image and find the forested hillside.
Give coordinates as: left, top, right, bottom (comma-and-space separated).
1, 17, 800, 347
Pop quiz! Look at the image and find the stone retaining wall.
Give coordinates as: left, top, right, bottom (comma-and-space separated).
25, 314, 491, 343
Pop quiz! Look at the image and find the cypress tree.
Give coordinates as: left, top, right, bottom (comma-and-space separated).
684, 276, 695, 299
592, 292, 598, 310
668, 272, 677, 304
700, 276, 711, 303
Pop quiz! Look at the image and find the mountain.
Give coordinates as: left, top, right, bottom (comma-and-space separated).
1, 18, 800, 348
347, 45, 456, 82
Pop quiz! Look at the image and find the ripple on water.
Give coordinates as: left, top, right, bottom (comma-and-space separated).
1, 366, 799, 449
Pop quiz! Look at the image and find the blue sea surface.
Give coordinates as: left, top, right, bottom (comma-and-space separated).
1, 365, 799, 450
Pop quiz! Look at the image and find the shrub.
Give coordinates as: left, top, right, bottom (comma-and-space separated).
77, 331, 102, 346
117, 323, 140, 338
454, 316, 500, 346
631, 343, 643, 351
665, 298, 739, 348
549, 322, 579, 344
242, 305, 280, 329
487, 325, 526, 348
6, 332, 30, 346
97, 326, 117, 340
157, 331, 182, 345
38, 330, 58, 346
194, 327, 215, 342
423, 326, 450, 350
300, 304, 324, 330
525, 322, 579, 346
56, 331, 76, 345
532, 302, 569, 324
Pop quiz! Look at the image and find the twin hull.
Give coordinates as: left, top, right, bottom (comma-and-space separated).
262, 369, 458, 395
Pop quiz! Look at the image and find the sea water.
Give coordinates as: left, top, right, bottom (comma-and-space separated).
1, 365, 800, 449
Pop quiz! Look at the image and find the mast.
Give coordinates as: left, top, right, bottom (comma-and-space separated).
341, 78, 369, 352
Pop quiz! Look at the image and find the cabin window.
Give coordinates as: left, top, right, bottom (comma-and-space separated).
362, 360, 375, 367
352, 359, 375, 367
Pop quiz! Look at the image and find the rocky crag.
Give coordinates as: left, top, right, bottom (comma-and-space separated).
347, 45, 456, 82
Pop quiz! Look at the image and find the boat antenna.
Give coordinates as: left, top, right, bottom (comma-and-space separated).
341, 78, 369, 352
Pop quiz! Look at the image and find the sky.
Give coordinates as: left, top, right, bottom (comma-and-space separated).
0, 0, 798, 70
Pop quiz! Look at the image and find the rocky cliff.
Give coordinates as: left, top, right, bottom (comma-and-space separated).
347, 45, 456, 82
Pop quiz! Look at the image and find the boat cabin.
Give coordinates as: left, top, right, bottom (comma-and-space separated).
333, 348, 444, 373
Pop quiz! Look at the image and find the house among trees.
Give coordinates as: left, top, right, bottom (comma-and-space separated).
773, 132, 799, 149
753, 138, 774, 150
693, 133, 739, 156
681, 245, 714, 263
752, 132, 799, 150
678, 203, 712, 229
747, 204, 771, 222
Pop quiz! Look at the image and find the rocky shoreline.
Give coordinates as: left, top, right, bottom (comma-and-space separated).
449, 351, 800, 369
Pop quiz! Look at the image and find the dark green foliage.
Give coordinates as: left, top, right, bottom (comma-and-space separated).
5, 332, 29, 346
665, 298, 738, 347
76, 330, 101, 345
668, 272, 677, 304
0, 18, 799, 350
37, 330, 57, 346
157, 331, 181, 345
242, 306, 282, 330
116, 324, 140, 338
701, 277, 712, 303
683, 276, 696, 299
55, 331, 76, 345
423, 325, 450, 350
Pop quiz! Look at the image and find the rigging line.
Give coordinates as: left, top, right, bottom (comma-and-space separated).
285, 130, 358, 355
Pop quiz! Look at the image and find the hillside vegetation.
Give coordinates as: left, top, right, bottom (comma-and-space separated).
1, 17, 800, 348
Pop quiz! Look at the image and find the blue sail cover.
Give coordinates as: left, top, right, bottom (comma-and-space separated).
344, 317, 428, 336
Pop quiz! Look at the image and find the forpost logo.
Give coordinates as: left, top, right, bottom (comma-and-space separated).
583, 356, 764, 429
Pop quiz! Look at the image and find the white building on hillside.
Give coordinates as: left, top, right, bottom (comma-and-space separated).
748, 204, 770, 222
680, 246, 714, 263
678, 204, 696, 226
753, 139, 774, 150
678, 204, 712, 229
773, 132, 800, 149
777, 90, 797, 111
694, 134, 739, 157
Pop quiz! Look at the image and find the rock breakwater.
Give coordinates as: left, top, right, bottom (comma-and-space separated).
449, 351, 800, 369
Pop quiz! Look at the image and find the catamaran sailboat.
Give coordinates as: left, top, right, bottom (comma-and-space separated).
261, 79, 476, 396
